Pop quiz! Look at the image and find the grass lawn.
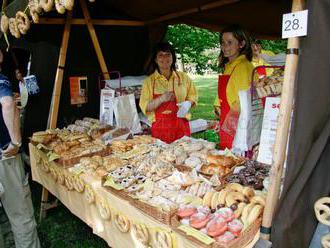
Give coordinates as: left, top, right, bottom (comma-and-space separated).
28, 75, 219, 247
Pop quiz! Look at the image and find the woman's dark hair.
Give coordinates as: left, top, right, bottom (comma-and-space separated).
218, 24, 252, 68
149, 42, 177, 74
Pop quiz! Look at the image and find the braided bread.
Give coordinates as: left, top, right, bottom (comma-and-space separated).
65, 174, 74, 191
16, 11, 30, 35
9, 18, 21, 39
73, 176, 85, 193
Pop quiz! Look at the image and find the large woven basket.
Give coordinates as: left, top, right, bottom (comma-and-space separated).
171, 215, 261, 248
131, 198, 177, 225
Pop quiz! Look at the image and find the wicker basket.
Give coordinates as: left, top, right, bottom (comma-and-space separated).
101, 177, 132, 202
57, 146, 112, 168
171, 215, 261, 248
131, 198, 177, 225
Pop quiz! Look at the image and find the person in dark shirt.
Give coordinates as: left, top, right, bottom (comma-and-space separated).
0, 49, 40, 248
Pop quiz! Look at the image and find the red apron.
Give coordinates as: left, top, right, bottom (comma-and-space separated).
218, 67, 238, 150
151, 73, 190, 143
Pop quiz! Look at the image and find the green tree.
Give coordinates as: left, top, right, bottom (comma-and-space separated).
260, 40, 287, 54
166, 24, 219, 74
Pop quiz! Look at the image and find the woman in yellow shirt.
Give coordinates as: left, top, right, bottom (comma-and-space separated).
139, 42, 198, 143
214, 25, 254, 149
251, 39, 275, 76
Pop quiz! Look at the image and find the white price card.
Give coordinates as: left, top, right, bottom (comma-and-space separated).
282, 10, 308, 39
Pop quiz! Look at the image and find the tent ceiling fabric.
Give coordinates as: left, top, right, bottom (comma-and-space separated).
104, 0, 291, 38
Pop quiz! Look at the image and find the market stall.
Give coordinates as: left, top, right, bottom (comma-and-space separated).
28, 123, 265, 247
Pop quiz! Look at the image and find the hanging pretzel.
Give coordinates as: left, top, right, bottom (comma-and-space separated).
64, 0, 74, 11
9, 18, 20, 38
0, 14, 9, 33
322, 234, 330, 248
16, 11, 30, 35
314, 197, 330, 226
40, 0, 54, 12
55, 0, 66, 14
28, 0, 42, 13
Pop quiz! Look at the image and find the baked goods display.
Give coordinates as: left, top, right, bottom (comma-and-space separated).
254, 68, 284, 98
226, 160, 271, 190
31, 128, 267, 247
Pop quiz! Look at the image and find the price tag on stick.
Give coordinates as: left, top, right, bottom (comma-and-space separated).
282, 10, 308, 39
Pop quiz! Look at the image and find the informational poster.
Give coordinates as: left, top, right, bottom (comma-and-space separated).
257, 97, 281, 165
69, 76, 88, 105
100, 89, 115, 125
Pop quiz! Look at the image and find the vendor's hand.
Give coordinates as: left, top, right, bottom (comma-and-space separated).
160, 91, 175, 103
177, 101, 192, 118
2, 143, 19, 157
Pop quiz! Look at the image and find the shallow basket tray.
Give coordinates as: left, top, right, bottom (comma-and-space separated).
171, 215, 261, 248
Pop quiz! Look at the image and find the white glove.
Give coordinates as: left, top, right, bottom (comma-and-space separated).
177, 101, 192, 118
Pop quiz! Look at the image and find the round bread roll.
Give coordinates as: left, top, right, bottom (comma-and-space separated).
64, 0, 74, 10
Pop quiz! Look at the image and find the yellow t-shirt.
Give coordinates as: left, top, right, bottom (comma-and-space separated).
214, 55, 254, 108
252, 49, 275, 75
139, 70, 198, 123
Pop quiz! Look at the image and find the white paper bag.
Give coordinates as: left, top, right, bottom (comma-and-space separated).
113, 94, 142, 134
100, 89, 115, 125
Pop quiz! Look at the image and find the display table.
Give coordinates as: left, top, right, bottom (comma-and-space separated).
29, 144, 259, 248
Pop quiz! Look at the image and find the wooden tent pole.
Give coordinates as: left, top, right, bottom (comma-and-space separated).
40, 11, 72, 221
261, 0, 305, 240
79, 0, 110, 80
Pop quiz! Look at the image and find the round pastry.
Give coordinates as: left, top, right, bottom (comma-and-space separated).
154, 230, 172, 248
40, 0, 54, 12
206, 216, 227, 237
0, 14, 9, 33
9, 18, 20, 38
177, 205, 197, 218
228, 219, 244, 236
190, 212, 211, 229
64, 0, 74, 10
216, 207, 235, 222
314, 197, 330, 226
216, 231, 236, 244
96, 199, 111, 220
84, 185, 95, 204
132, 223, 149, 245
55, 0, 66, 13
114, 214, 130, 233
73, 176, 85, 193
16, 11, 30, 35
65, 174, 74, 191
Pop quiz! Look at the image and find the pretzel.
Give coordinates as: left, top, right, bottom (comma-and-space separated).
40, 159, 50, 173
132, 223, 149, 245
0, 14, 9, 33
322, 234, 330, 248
154, 230, 172, 248
28, 0, 42, 13
9, 18, 20, 39
29, 8, 40, 23
96, 198, 111, 220
55, 0, 66, 14
64, 0, 74, 10
65, 174, 74, 190
73, 176, 85, 193
84, 185, 95, 204
114, 214, 130, 233
40, 0, 54, 12
16, 11, 30, 35
314, 197, 330, 226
